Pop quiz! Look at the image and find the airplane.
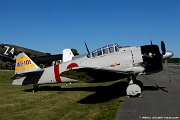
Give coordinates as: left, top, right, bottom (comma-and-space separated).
12, 41, 174, 97
0, 43, 63, 66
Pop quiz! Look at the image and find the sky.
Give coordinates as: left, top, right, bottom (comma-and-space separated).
0, 0, 179, 57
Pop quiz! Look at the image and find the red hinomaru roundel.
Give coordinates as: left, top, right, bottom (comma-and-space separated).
67, 63, 78, 70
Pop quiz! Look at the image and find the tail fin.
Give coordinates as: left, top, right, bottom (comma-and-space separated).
63, 49, 74, 62
15, 52, 41, 74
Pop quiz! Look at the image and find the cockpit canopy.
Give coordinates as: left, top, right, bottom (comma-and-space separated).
87, 43, 122, 58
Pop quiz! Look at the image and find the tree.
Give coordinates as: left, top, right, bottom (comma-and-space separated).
162, 58, 180, 63
71, 48, 79, 56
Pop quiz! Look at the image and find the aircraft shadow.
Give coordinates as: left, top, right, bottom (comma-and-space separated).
143, 86, 159, 91
23, 81, 128, 104
143, 85, 168, 93
77, 81, 128, 104
23, 80, 167, 104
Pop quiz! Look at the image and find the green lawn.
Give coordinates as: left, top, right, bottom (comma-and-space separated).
0, 71, 127, 120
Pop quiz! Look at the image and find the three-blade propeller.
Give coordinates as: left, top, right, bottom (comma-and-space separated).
160, 41, 174, 82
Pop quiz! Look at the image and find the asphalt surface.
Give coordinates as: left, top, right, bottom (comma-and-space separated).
116, 66, 180, 120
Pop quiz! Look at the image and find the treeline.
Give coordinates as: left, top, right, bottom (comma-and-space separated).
0, 61, 15, 70
163, 58, 180, 63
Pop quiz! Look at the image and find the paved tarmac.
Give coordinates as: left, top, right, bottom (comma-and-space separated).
116, 66, 180, 120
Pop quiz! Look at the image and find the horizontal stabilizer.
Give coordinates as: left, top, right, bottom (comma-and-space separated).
12, 71, 44, 85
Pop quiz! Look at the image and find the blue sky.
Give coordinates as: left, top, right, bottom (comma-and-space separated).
0, 0, 179, 57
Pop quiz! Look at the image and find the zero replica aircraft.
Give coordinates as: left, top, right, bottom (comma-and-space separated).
12, 41, 173, 96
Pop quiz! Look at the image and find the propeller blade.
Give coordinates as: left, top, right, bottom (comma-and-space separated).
84, 41, 90, 54
162, 51, 174, 59
161, 41, 166, 55
165, 59, 171, 83
150, 40, 153, 45
160, 41, 173, 83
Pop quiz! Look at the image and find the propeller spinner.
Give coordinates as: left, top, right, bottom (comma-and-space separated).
161, 41, 174, 59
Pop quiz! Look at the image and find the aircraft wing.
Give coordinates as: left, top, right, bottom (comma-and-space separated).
31, 54, 63, 63
61, 67, 134, 83
0, 52, 62, 64
0, 54, 13, 60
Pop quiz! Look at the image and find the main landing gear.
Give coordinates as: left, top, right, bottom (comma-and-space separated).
32, 84, 39, 92
126, 75, 143, 98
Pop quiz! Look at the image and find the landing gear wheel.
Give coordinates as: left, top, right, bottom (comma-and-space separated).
32, 85, 39, 92
126, 84, 142, 97
133, 80, 143, 90
32, 89, 36, 93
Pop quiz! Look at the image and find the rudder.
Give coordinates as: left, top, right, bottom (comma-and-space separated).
15, 52, 41, 74
63, 49, 74, 63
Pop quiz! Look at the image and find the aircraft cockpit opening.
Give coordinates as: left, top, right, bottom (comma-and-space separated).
87, 43, 121, 58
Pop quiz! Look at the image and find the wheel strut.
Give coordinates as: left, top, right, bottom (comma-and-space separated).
126, 75, 142, 97
32, 84, 39, 92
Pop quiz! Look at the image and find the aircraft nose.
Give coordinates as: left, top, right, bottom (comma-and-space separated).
162, 51, 174, 59
141, 45, 163, 73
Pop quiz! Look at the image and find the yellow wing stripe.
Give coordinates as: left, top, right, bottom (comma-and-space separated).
15, 64, 36, 71
16, 56, 29, 62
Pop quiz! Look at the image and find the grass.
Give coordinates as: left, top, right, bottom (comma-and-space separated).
0, 71, 127, 120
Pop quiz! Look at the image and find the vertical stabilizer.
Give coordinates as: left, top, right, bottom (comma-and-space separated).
15, 53, 41, 74
63, 49, 74, 62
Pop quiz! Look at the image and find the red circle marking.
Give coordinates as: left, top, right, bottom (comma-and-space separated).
67, 63, 78, 70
